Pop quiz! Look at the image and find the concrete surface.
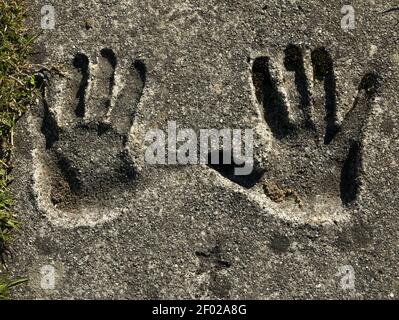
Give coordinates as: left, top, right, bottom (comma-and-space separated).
2, 0, 399, 299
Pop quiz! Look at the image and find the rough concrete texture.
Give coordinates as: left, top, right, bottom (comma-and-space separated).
2, 0, 399, 299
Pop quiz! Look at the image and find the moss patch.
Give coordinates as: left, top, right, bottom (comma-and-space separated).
263, 180, 303, 207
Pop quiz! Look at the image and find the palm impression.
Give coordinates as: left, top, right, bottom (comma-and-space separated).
36, 48, 146, 215
215, 45, 380, 214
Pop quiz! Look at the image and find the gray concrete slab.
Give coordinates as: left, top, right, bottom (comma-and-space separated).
3, 0, 399, 299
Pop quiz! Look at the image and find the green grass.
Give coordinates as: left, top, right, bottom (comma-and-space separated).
0, 0, 37, 299
0, 277, 27, 299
